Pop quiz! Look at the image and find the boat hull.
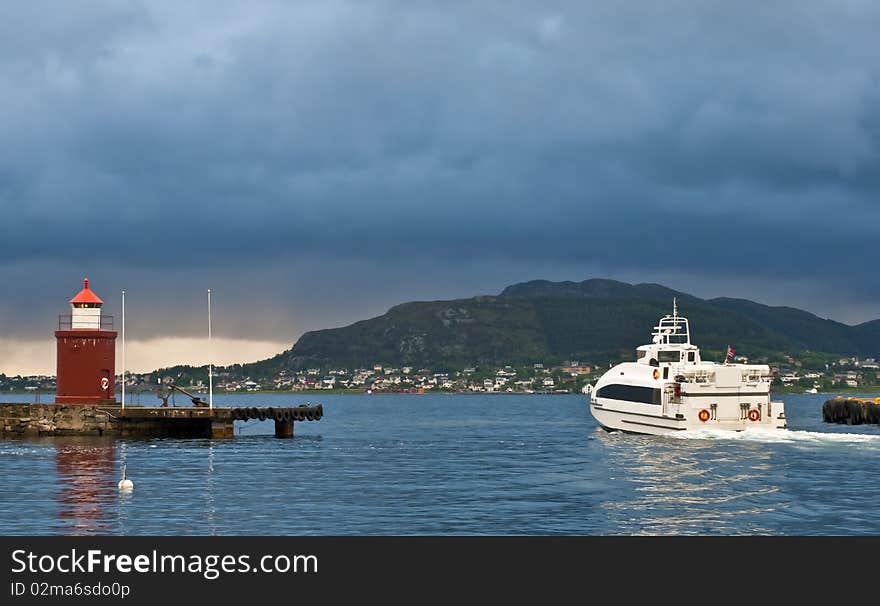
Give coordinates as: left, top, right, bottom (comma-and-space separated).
590, 403, 687, 435
589, 401, 787, 435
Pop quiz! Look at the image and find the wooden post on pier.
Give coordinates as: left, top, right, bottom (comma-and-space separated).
210, 417, 234, 438
274, 418, 294, 438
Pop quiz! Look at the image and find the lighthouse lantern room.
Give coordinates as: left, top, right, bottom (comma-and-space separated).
55, 278, 118, 404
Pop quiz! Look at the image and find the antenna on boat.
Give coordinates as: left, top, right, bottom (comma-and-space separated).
121, 290, 126, 410
207, 288, 213, 411
673, 297, 678, 320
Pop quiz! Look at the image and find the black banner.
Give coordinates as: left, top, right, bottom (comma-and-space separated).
0, 536, 870, 603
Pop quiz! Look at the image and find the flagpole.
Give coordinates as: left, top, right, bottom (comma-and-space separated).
208, 288, 213, 411
121, 290, 126, 410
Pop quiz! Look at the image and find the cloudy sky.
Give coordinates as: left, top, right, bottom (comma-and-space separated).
1, 1, 879, 374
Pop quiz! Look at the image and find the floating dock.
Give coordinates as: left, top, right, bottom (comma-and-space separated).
0, 403, 323, 439
822, 397, 880, 425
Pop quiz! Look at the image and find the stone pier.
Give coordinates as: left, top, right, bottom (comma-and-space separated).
0, 403, 323, 439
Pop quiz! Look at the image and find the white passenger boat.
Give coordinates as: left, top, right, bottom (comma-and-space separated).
588, 300, 786, 435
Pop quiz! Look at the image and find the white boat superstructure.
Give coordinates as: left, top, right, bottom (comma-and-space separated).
588, 300, 786, 435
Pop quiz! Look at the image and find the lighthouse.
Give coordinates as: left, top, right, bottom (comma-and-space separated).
55, 278, 117, 404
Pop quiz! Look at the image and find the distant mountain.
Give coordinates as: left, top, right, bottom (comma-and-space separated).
855, 320, 880, 353
707, 298, 866, 354
244, 278, 879, 373
500, 279, 689, 301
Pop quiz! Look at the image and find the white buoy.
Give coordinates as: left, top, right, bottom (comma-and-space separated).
118, 463, 134, 491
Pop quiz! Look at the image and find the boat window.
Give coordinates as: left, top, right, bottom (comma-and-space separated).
658, 350, 680, 363
687, 352, 695, 362
595, 384, 661, 405
663, 367, 669, 379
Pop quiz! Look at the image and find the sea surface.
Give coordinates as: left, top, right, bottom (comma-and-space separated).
1, 393, 879, 535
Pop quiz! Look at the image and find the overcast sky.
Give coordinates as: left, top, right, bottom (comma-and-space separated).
2, 1, 879, 374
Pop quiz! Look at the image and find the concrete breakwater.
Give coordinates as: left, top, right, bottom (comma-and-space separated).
0, 403, 323, 438
822, 397, 880, 425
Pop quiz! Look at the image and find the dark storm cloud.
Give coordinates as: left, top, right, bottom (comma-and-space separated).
2, 1, 880, 346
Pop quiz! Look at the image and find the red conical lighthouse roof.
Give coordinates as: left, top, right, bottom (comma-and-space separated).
69, 278, 104, 305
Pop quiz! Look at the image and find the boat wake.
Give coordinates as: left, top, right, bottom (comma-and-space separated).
668, 427, 880, 444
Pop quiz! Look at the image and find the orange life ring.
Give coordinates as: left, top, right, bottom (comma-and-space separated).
698, 409, 710, 422
652, 369, 660, 380
748, 409, 760, 422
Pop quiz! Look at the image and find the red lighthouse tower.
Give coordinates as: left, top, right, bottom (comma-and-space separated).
55, 278, 117, 404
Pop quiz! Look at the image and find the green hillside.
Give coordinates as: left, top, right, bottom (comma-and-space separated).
245, 279, 879, 373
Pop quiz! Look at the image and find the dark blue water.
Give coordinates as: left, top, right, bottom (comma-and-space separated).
1, 393, 879, 535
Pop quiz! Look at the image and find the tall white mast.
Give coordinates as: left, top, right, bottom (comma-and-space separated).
208, 288, 213, 411
121, 289, 126, 410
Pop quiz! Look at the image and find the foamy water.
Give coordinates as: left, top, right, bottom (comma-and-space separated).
668, 427, 880, 444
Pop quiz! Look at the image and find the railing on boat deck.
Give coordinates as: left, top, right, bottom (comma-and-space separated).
674, 367, 770, 384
